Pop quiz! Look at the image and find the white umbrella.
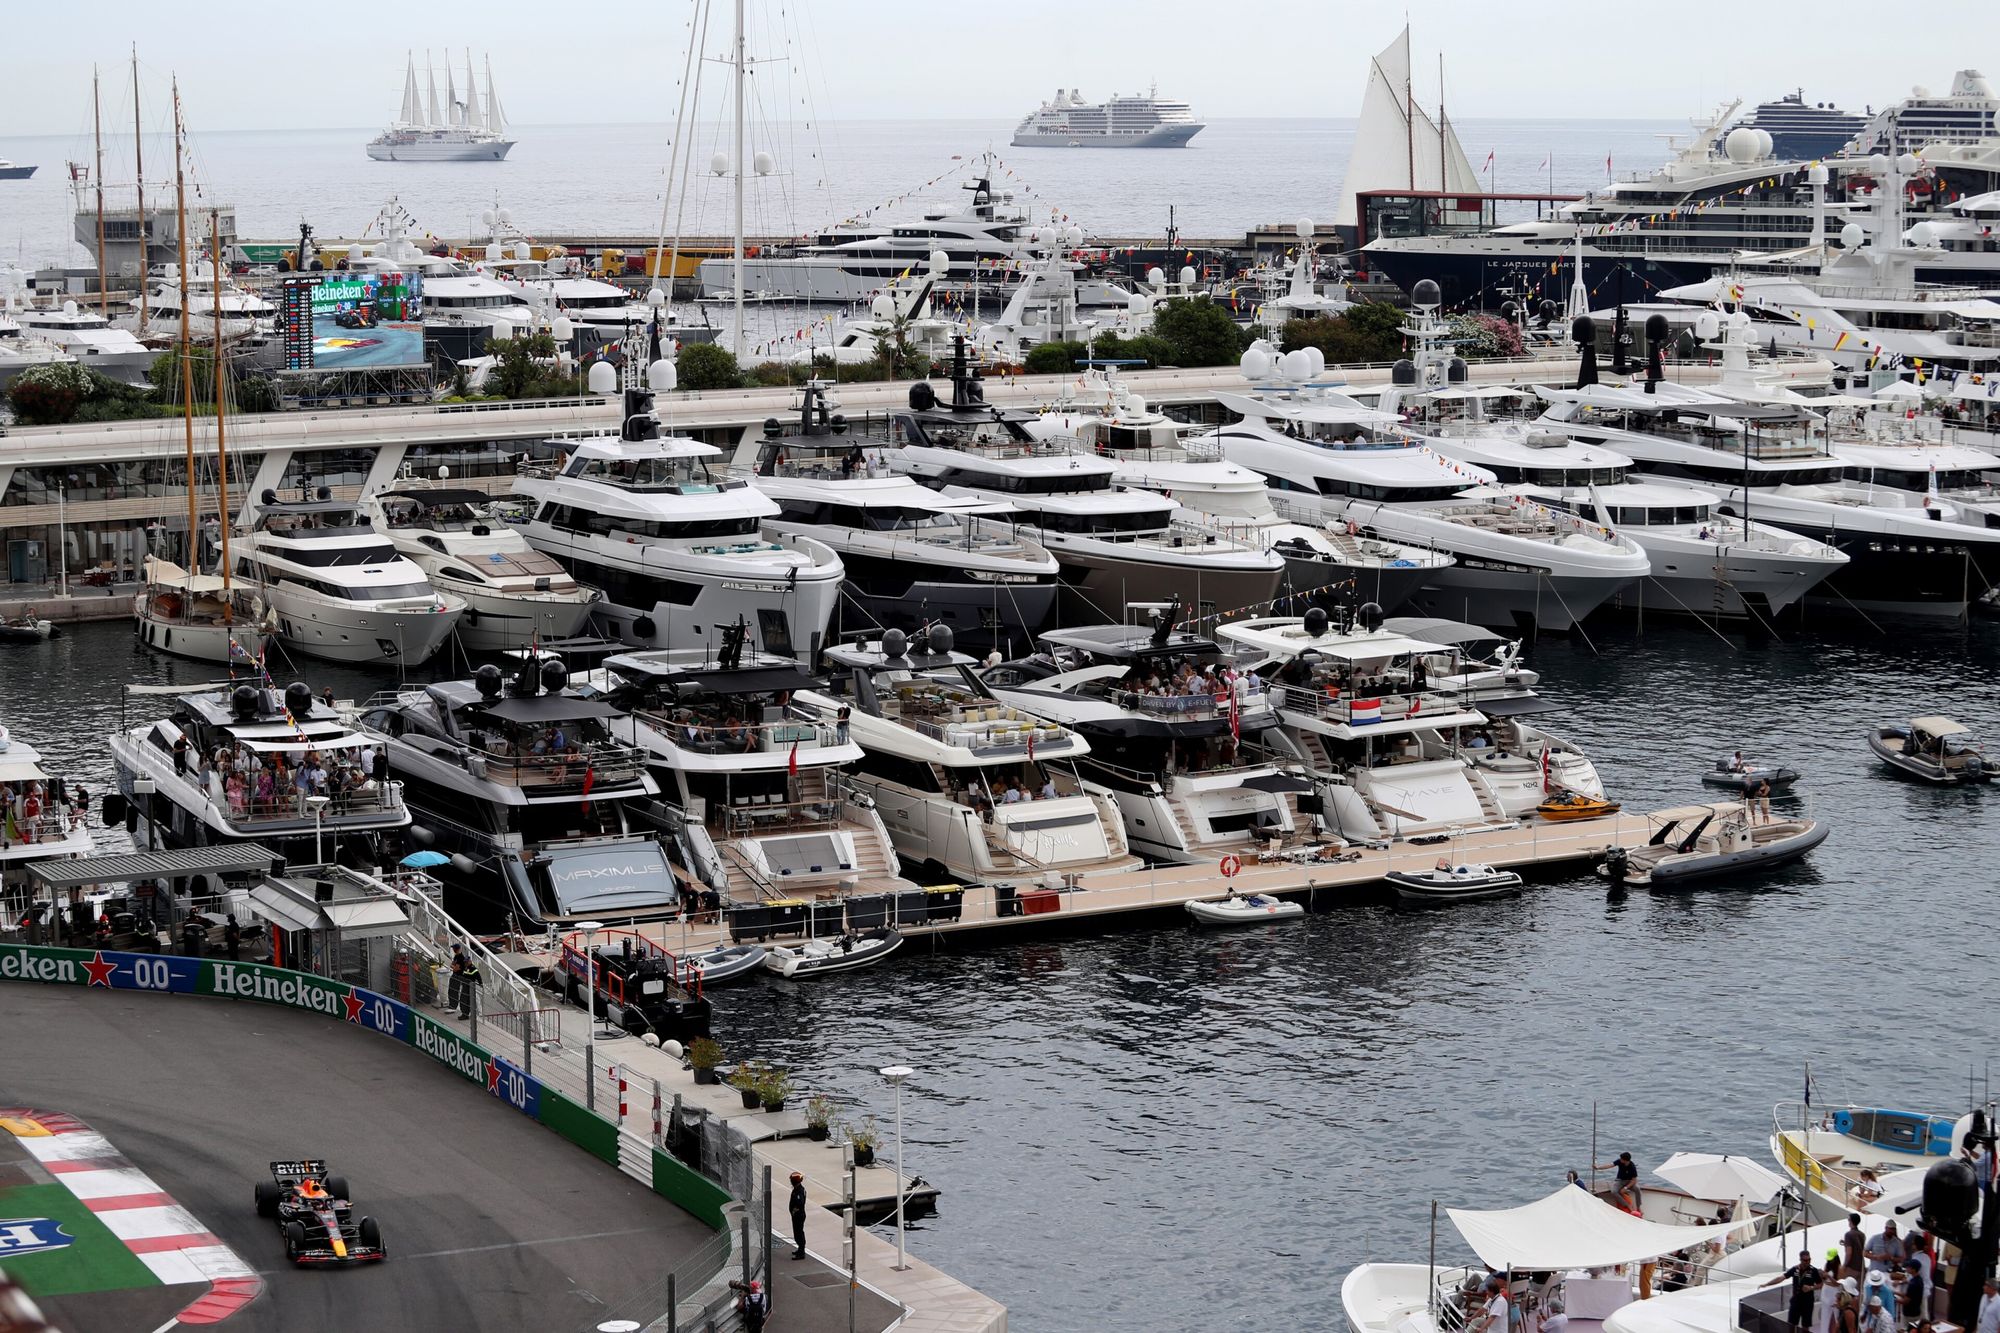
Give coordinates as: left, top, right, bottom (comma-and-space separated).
1654, 1152, 1790, 1205
1872, 380, 1923, 401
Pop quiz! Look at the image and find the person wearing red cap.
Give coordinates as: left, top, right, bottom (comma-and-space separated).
729, 1276, 769, 1332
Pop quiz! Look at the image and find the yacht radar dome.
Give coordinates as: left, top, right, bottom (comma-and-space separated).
586, 361, 617, 394
929, 249, 949, 274
1694, 311, 1720, 341
1147, 267, 1165, 288
1179, 265, 1196, 286
881, 627, 909, 659
1239, 345, 1274, 380
1841, 222, 1866, 249
646, 287, 665, 308
1806, 162, 1830, 185
647, 359, 676, 392
1724, 127, 1760, 162
1302, 605, 1330, 635
474, 664, 504, 697
1412, 278, 1441, 310
1303, 346, 1326, 378
709, 152, 729, 176
1294, 217, 1314, 240
753, 151, 774, 176
926, 623, 954, 655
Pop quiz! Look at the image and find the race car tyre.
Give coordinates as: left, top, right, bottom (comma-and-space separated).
359, 1216, 382, 1253
284, 1220, 305, 1262
326, 1175, 351, 1202
255, 1180, 279, 1217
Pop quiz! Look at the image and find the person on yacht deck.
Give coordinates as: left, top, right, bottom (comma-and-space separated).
1862, 1296, 1895, 1333
1594, 1152, 1642, 1211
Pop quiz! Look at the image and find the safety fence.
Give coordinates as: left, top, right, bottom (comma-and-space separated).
0, 940, 742, 1328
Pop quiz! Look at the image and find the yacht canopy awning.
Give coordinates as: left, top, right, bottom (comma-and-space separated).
1447, 1186, 1751, 1271
477, 696, 624, 725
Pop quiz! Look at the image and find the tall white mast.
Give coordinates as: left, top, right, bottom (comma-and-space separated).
446, 53, 460, 128
424, 54, 442, 128
464, 51, 479, 129
732, 0, 746, 362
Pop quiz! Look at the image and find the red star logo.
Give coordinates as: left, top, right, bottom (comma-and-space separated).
486, 1057, 503, 1094
342, 992, 366, 1024
83, 952, 118, 988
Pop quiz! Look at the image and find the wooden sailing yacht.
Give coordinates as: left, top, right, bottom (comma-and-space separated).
133, 82, 268, 667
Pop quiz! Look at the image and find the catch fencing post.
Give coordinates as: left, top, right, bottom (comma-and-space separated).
666, 1273, 676, 1333
761, 1163, 773, 1292
615, 1064, 628, 1125
522, 1010, 533, 1078
468, 980, 478, 1044
652, 1078, 664, 1146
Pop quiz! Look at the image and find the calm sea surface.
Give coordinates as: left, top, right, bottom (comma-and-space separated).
9, 610, 1998, 1330
0, 116, 1681, 272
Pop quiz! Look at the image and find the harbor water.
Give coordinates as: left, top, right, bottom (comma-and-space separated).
12, 612, 1998, 1330
0, 116, 1684, 271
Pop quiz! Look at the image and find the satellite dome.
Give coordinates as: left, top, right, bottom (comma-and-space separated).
1303, 346, 1326, 378
1867, 153, 1891, 177
753, 150, 774, 176
1302, 606, 1330, 636
1146, 266, 1165, 288
928, 249, 949, 274
872, 294, 894, 319
925, 623, 954, 656
551, 316, 574, 342
1806, 163, 1830, 186
1390, 358, 1418, 386
1294, 217, 1315, 240
1694, 311, 1720, 341
1912, 85, 1931, 99
881, 627, 909, 659
586, 361, 617, 395
481, 209, 497, 228
1907, 221, 1941, 248
1178, 265, 1196, 286
1357, 601, 1385, 632
1126, 293, 1149, 315
1724, 127, 1760, 163
1644, 313, 1670, 342
1728, 310, 1753, 333
1571, 315, 1596, 344
1240, 346, 1274, 380
1126, 392, 1148, 415
1752, 129, 1773, 159
1412, 278, 1441, 309
1063, 225, 1084, 248
1840, 222, 1867, 249
347, 243, 365, 263
710, 151, 730, 176
484, 243, 502, 262
648, 359, 677, 392
1447, 356, 1470, 383
284, 681, 316, 718
1280, 350, 1313, 382
646, 286, 666, 308
540, 658, 569, 695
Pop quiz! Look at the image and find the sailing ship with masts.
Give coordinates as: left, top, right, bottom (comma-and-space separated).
367, 51, 515, 161
133, 83, 268, 667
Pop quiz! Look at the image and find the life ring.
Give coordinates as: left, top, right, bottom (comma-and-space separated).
1219, 853, 1242, 878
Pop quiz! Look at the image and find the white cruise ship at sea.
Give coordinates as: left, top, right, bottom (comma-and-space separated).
367, 51, 514, 162
1010, 85, 1204, 148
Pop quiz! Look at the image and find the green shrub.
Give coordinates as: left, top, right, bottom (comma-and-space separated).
677, 342, 743, 391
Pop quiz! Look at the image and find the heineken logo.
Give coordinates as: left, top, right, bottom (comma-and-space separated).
209, 963, 346, 1017
412, 1017, 486, 1085
0, 948, 78, 984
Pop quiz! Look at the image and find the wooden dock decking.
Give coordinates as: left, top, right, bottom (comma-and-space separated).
617, 810, 1655, 964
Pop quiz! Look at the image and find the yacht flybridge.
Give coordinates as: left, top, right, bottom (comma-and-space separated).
1032, 366, 1452, 613
1533, 313, 2000, 616
980, 609, 1311, 866
885, 340, 1285, 622
357, 655, 675, 929
1382, 301, 1846, 621
235, 491, 464, 665
596, 625, 918, 908
361, 483, 599, 653
741, 378, 1059, 654
1200, 322, 1649, 633
511, 342, 843, 663
802, 627, 1140, 884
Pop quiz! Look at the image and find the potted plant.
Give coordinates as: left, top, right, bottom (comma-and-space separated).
846, 1115, 880, 1168
731, 1059, 768, 1110
759, 1066, 793, 1113
804, 1094, 836, 1142
688, 1037, 723, 1086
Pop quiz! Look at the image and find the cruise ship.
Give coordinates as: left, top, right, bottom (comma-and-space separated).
1010, 85, 1204, 148
1848, 70, 1999, 155
366, 52, 514, 162
1719, 91, 1867, 160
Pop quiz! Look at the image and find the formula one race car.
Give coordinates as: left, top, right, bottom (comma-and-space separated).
253, 1159, 387, 1265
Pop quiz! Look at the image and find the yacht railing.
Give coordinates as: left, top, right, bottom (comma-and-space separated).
1271, 682, 1463, 725
721, 797, 845, 836
468, 741, 647, 791
639, 712, 841, 757
910, 713, 1071, 754
1107, 682, 1267, 721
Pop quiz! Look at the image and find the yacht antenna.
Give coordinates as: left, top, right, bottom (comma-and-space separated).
211, 211, 234, 590
170, 81, 199, 572
731, 0, 746, 363
133, 48, 148, 331
92, 65, 108, 315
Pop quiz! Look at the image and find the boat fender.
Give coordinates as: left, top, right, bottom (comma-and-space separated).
634, 616, 658, 640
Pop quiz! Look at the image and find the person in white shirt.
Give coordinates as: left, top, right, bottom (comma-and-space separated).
1475, 1284, 1508, 1333
1001, 783, 1022, 804
1861, 1296, 1894, 1333
1975, 1277, 1999, 1333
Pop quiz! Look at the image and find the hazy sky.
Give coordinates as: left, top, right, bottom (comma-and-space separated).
7, 0, 1999, 137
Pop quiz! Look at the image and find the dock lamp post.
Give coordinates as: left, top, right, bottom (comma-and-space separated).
879, 1064, 914, 1272
305, 794, 331, 866
575, 919, 606, 1110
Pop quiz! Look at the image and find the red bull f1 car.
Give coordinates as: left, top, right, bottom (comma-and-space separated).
253, 1159, 387, 1265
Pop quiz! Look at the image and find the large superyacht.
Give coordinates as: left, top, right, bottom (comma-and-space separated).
510, 346, 843, 664
736, 378, 1060, 655
883, 342, 1285, 623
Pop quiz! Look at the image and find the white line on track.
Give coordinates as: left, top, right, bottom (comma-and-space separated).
247, 1225, 669, 1273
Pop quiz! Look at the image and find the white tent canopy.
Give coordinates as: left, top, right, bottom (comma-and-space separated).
1447, 1186, 1752, 1271
1654, 1152, 1790, 1206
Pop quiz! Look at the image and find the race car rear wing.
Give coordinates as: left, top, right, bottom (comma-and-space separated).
269, 1159, 328, 1180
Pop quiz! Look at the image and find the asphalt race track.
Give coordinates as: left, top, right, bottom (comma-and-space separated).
0, 985, 714, 1332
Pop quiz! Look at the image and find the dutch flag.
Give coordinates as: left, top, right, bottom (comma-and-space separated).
1349, 698, 1383, 725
